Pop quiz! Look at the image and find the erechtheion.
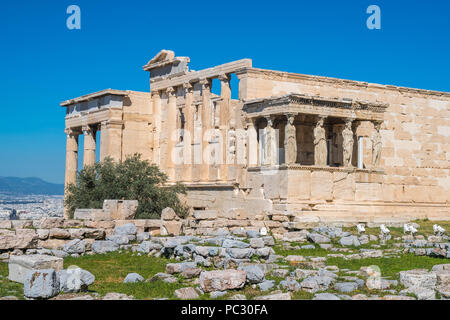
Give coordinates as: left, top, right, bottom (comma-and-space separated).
61, 49, 450, 227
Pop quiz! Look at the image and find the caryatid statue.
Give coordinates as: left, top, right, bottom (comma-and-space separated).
371, 121, 382, 167
284, 114, 297, 165
313, 116, 327, 166
342, 118, 354, 167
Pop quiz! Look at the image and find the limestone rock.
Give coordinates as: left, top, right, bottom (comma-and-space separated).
307, 233, 331, 244
313, 293, 341, 300
339, 235, 361, 247
255, 291, 291, 300
174, 287, 199, 299
106, 234, 130, 245
103, 292, 134, 300
161, 207, 178, 221
238, 265, 265, 284
124, 273, 144, 283
222, 239, 250, 248
114, 223, 137, 236
226, 248, 254, 259
399, 269, 437, 289
91, 240, 119, 254
199, 270, 246, 292
24, 269, 60, 299
58, 268, 95, 292
63, 239, 86, 254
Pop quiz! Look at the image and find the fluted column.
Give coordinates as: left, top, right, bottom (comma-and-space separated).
65, 128, 79, 188
219, 74, 231, 181
284, 114, 297, 165
166, 86, 177, 181
152, 90, 162, 166
200, 78, 211, 181
247, 119, 258, 167
313, 116, 327, 166
183, 82, 194, 182
83, 125, 96, 167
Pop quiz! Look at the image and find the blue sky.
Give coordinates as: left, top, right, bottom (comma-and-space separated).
0, 0, 449, 184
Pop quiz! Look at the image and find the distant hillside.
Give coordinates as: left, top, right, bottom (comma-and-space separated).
0, 177, 64, 195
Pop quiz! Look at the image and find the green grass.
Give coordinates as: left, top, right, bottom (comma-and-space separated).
64, 251, 184, 300
0, 263, 23, 299
326, 254, 446, 279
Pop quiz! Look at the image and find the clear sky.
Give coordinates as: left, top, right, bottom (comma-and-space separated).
0, 0, 449, 184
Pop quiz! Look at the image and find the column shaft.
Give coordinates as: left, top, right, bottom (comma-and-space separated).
65, 129, 79, 187
166, 87, 177, 181
200, 79, 211, 181
83, 125, 96, 167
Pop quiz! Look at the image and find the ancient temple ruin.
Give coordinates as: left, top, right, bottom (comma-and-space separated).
61, 49, 450, 227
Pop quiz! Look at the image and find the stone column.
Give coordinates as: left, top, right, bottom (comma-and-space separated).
371, 121, 382, 167
152, 90, 162, 166
200, 78, 211, 181
247, 119, 258, 167
166, 86, 177, 181
100, 120, 123, 162
83, 125, 96, 167
183, 82, 194, 181
284, 114, 297, 165
313, 116, 327, 166
65, 128, 79, 188
219, 74, 231, 181
342, 118, 354, 167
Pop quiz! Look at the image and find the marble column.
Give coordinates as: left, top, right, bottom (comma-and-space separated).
65, 128, 79, 188
219, 74, 231, 181
342, 118, 354, 167
83, 125, 96, 167
313, 116, 327, 166
200, 78, 211, 181
100, 120, 123, 162
151, 90, 162, 166
284, 114, 297, 165
183, 82, 194, 181
166, 86, 177, 181
247, 119, 258, 167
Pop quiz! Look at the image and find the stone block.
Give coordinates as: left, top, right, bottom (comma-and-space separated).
8, 254, 63, 284
74, 209, 112, 221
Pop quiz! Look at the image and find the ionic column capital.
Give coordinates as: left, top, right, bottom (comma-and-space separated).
183, 82, 193, 93
65, 127, 80, 136
199, 78, 211, 89
218, 73, 231, 82
166, 86, 176, 97
151, 90, 161, 98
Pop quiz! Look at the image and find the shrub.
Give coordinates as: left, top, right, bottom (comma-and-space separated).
64, 154, 189, 219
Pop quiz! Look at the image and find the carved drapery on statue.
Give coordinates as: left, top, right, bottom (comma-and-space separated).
284, 114, 297, 165
313, 116, 327, 166
342, 119, 354, 167
264, 117, 277, 166
372, 121, 382, 167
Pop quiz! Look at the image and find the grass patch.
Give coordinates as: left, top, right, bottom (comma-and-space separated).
326, 254, 446, 279
64, 251, 184, 300
0, 263, 23, 299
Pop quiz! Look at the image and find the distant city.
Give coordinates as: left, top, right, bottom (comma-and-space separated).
0, 193, 63, 220
0, 176, 64, 220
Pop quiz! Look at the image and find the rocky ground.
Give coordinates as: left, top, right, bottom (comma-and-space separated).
1, 220, 449, 300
